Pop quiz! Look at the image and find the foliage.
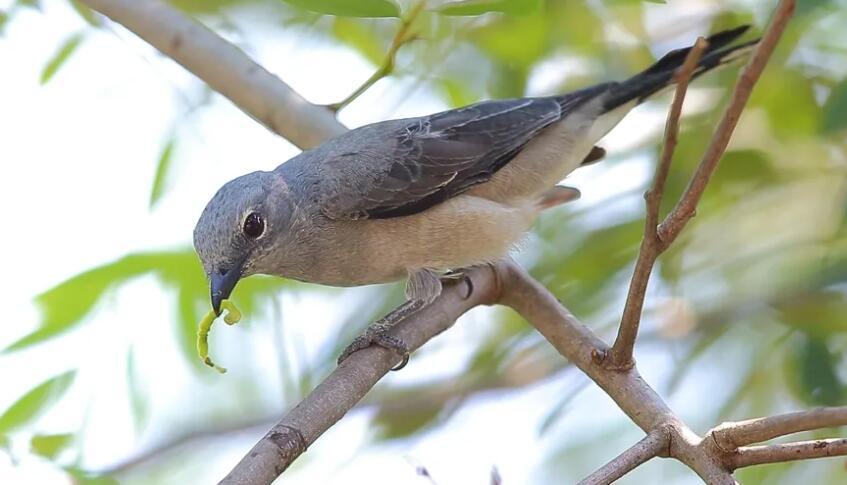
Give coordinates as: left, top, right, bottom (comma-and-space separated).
3, 0, 847, 483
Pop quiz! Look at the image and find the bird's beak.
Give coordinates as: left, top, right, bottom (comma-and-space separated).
210, 260, 244, 316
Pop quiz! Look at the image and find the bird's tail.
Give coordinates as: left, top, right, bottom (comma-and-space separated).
603, 25, 758, 111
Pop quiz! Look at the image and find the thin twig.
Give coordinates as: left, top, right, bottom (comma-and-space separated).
656, 0, 796, 243
711, 407, 847, 451
730, 438, 847, 469
577, 429, 670, 485
328, 0, 426, 112
606, 37, 708, 369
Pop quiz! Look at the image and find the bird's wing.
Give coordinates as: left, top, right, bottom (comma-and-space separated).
320, 93, 601, 220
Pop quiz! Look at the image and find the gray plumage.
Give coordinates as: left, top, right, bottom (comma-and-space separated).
194, 26, 756, 314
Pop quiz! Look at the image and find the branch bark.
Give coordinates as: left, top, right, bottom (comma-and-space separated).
577, 429, 670, 485
711, 407, 847, 450
78, 0, 347, 149
79, 0, 837, 483
730, 439, 847, 469
221, 1, 801, 483
219, 266, 500, 484
607, 36, 708, 369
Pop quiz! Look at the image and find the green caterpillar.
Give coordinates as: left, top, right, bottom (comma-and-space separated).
196, 300, 242, 373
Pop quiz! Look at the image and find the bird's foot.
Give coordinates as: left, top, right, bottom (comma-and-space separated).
337, 299, 424, 370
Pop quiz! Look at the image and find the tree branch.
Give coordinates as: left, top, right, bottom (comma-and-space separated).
81, 0, 823, 482
607, 36, 708, 369
219, 266, 500, 485
711, 407, 847, 450
219, 1, 798, 483
656, 0, 795, 243
730, 439, 847, 469
78, 0, 347, 149
577, 429, 670, 485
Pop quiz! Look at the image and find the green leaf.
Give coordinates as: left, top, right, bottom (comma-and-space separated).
437, 0, 542, 16
31, 433, 73, 459
126, 349, 149, 432
69, 1, 100, 27
0, 11, 9, 36
438, 78, 478, 107
4, 250, 201, 353
748, 67, 820, 138
796, 0, 833, 16
149, 138, 176, 209
0, 371, 76, 434
331, 18, 386, 66
822, 79, 847, 134
787, 334, 843, 406
40, 33, 84, 84
66, 468, 119, 485
471, 14, 549, 67
281, 0, 399, 18
16, 0, 40, 9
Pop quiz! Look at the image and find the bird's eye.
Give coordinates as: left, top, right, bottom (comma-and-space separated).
243, 212, 265, 239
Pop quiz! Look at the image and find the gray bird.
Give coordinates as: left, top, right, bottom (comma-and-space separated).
194, 26, 756, 366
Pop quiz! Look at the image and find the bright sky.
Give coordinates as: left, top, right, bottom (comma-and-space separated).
0, 1, 754, 484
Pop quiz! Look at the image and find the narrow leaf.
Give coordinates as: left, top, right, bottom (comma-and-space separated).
0, 371, 76, 434
281, 0, 399, 18
31, 433, 73, 459
69, 1, 101, 27
3, 249, 200, 353
822, 79, 847, 134
40, 33, 84, 84
437, 0, 542, 16
149, 139, 176, 208
126, 349, 149, 431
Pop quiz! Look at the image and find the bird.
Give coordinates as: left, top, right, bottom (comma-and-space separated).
193, 25, 757, 367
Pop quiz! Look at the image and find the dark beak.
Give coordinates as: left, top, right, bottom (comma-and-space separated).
211, 261, 244, 316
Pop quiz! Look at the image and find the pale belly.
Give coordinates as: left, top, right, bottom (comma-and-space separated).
304, 195, 539, 287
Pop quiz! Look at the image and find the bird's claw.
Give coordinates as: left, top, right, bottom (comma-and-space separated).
337, 323, 410, 370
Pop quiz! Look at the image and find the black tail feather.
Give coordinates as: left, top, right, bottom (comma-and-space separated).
603, 26, 758, 111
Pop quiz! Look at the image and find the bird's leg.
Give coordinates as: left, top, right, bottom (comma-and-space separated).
337, 269, 442, 370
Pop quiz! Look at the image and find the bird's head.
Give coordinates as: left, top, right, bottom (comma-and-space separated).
193, 170, 296, 315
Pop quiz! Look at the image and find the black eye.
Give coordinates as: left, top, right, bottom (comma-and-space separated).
243, 212, 265, 239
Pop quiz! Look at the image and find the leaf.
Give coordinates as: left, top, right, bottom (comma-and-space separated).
748, 67, 820, 138
331, 18, 386, 66
281, 0, 399, 18
822, 79, 847, 134
4, 250, 201, 353
149, 138, 176, 208
437, 0, 542, 16
796, 0, 833, 16
786, 334, 843, 406
471, 14, 549, 67
66, 469, 119, 485
31, 433, 73, 459
126, 349, 149, 432
0, 11, 9, 36
0, 371, 76, 434
40, 33, 84, 84
69, 1, 100, 27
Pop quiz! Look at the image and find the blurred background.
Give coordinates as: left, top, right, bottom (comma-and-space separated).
1, 0, 846, 483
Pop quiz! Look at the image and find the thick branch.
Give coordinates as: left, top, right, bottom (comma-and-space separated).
78, 0, 347, 149
219, 266, 500, 485
711, 407, 847, 450
577, 429, 670, 485
730, 439, 847, 469
607, 37, 708, 369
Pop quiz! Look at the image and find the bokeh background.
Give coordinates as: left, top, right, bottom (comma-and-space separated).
1, 0, 846, 483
